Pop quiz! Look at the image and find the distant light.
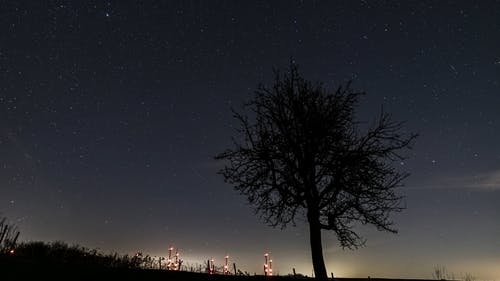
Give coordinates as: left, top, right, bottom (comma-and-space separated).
9, 249, 15, 255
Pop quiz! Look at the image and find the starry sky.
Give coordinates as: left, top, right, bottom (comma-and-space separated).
1, 1, 499, 279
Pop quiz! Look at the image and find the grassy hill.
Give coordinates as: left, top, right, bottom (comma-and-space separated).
1, 255, 437, 281
0, 242, 437, 281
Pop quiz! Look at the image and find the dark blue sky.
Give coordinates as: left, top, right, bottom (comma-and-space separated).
1, 1, 499, 279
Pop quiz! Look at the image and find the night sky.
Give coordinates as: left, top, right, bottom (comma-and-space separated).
1, 1, 499, 279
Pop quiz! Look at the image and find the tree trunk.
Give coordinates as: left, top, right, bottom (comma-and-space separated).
308, 216, 328, 280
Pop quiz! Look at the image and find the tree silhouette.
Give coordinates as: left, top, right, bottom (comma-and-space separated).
216, 63, 417, 280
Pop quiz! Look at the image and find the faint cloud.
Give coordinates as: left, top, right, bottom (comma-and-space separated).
410, 169, 500, 191
471, 169, 500, 190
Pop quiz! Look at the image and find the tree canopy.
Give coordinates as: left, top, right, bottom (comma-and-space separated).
216, 63, 417, 280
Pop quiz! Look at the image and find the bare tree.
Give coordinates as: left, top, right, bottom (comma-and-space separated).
463, 273, 475, 281
433, 265, 448, 280
216, 64, 417, 280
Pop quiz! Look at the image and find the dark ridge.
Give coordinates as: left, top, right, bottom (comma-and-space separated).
0, 256, 438, 281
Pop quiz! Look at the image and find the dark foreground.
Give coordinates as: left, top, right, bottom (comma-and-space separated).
0, 256, 433, 281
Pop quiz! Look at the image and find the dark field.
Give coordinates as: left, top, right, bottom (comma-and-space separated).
0, 256, 435, 281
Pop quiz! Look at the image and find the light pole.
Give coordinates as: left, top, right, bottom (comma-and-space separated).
224, 255, 229, 275
264, 253, 273, 276
167, 246, 173, 270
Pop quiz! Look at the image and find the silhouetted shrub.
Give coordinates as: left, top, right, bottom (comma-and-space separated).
0, 216, 20, 254
12, 241, 146, 269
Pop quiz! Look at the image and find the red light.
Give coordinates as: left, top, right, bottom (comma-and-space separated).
9, 249, 15, 255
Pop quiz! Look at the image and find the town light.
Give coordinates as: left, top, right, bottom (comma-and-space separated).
264, 253, 273, 276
